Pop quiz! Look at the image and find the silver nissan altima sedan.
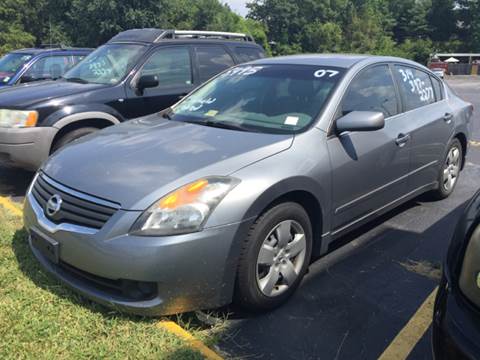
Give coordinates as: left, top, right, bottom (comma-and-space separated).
24, 55, 473, 315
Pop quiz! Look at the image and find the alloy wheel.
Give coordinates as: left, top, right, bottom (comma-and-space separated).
443, 146, 461, 192
256, 220, 307, 297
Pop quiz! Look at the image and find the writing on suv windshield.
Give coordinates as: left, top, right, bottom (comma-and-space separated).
171, 64, 345, 133
63, 44, 145, 85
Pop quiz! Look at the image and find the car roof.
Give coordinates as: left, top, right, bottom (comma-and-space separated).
249, 54, 426, 69
11, 47, 93, 55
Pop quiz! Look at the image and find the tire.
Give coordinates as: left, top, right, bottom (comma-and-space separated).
234, 202, 313, 312
51, 127, 99, 153
431, 138, 463, 200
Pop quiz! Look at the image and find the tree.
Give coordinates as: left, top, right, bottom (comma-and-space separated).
0, 0, 35, 54
427, 0, 457, 42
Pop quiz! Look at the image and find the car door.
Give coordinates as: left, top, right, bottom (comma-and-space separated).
124, 45, 195, 119
327, 64, 410, 232
392, 65, 455, 192
193, 45, 235, 84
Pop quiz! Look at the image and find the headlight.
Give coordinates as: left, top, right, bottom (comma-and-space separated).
0, 109, 38, 128
131, 176, 240, 236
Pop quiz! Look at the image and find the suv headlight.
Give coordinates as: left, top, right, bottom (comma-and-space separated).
459, 225, 480, 308
131, 176, 239, 236
0, 109, 38, 128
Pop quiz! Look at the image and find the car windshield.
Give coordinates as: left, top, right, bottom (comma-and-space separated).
63, 44, 145, 85
0, 53, 33, 83
171, 64, 345, 133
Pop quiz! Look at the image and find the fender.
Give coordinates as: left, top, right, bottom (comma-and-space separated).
242, 176, 325, 222
218, 176, 328, 304
42, 104, 125, 128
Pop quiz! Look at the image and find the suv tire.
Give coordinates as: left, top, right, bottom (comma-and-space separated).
51, 127, 99, 153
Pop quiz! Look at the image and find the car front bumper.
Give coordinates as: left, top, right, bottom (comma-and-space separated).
432, 274, 480, 360
23, 191, 250, 316
0, 127, 57, 170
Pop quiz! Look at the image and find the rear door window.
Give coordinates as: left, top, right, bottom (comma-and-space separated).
341, 64, 399, 118
234, 47, 264, 63
394, 65, 435, 111
430, 75, 444, 102
139, 46, 192, 88
194, 45, 235, 83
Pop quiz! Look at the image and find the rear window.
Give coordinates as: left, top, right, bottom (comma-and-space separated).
394, 65, 435, 111
234, 47, 265, 63
194, 45, 235, 83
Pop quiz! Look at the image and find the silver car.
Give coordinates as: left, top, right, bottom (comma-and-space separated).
24, 55, 473, 315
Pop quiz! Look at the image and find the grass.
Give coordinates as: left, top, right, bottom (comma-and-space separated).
0, 206, 225, 359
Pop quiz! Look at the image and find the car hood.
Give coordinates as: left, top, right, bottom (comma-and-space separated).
0, 80, 105, 108
42, 115, 294, 210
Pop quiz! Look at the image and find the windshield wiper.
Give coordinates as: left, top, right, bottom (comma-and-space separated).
63, 77, 89, 84
160, 108, 173, 120
187, 119, 250, 132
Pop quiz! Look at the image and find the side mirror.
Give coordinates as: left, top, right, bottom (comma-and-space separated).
136, 75, 159, 95
336, 111, 385, 134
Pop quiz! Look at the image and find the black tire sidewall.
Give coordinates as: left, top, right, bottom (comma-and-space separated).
235, 202, 313, 311
52, 127, 99, 153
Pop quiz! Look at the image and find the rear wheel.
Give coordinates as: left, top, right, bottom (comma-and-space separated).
431, 138, 462, 199
51, 127, 99, 153
234, 202, 312, 311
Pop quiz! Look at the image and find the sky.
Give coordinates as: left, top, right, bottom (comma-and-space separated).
223, 0, 248, 16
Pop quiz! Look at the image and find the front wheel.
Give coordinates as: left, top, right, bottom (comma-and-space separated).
51, 127, 99, 153
431, 138, 463, 199
234, 202, 312, 312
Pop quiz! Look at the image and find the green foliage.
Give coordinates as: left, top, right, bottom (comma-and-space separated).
0, 0, 268, 55
0, 0, 478, 63
249, 0, 479, 63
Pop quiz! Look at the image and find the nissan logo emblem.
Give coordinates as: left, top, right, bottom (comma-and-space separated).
45, 194, 63, 218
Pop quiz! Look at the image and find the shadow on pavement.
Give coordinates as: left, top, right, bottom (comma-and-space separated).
0, 165, 34, 199
218, 200, 468, 360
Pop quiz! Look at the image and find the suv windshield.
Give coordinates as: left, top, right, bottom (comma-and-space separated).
0, 53, 33, 83
171, 64, 345, 133
63, 44, 145, 85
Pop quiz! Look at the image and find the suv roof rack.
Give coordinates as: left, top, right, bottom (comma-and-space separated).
108, 28, 256, 44
39, 43, 66, 49
158, 30, 254, 42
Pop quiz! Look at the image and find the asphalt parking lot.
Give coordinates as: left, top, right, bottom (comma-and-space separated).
0, 76, 479, 359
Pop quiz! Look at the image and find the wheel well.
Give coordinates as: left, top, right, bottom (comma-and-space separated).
454, 132, 467, 169
260, 190, 323, 259
50, 118, 114, 154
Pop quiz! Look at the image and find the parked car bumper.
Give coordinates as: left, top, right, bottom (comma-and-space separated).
432, 273, 480, 359
23, 190, 248, 316
0, 127, 57, 170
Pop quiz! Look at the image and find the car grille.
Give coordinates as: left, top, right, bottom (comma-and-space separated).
31, 173, 120, 230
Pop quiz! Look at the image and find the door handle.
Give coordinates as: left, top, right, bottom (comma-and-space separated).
395, 133, 411, 147
443, 113, 454, 124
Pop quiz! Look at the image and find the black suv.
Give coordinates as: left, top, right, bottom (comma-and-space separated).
0, 29, 265, 170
